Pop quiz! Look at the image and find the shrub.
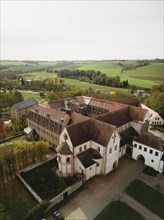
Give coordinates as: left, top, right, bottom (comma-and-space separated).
23, 200, 50, 220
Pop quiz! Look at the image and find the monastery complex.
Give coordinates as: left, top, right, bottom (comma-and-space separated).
24, 96, 164, 181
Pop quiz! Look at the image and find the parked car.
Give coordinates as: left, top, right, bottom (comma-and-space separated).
53, 211, 64, 220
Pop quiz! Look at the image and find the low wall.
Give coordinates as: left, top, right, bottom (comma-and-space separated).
17, 173, 43, 203
48, 180, 83, 209
18, 157, 83, 209
0, 132, 23, 143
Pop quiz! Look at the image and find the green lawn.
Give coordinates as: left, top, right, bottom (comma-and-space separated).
0, 136, 27, 153
125, 179, 164, 218
94, 200, 145, 220
24, 71, 57, 79
0, 61, 26, 66
0, 177, 37, 220
21, 91, 46, 103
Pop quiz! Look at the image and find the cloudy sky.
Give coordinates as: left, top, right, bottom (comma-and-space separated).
1, 0, 163, 60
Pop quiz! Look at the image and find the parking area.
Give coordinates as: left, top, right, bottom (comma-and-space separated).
48, 158, 145, 220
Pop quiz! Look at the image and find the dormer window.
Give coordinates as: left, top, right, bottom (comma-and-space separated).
64, 133, 68, 140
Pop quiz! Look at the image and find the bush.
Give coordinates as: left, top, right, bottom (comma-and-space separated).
23, 200, 50, 220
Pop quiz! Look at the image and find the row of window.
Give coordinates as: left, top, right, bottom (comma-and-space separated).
152, 121, 162, 124
134, 144, 159, 156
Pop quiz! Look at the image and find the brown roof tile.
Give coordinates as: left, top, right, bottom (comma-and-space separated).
95, 106, 131, 127
89, 98, 126, 111
134, 132, 164, 151
56, 142, 72, 155
69, 112, 90, 125
30, 105, 68, 124
67, 119, 115, 147
130, 106, 147, 121
77, 148, 102, 168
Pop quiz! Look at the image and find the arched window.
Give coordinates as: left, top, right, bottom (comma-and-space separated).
98, 147, 100, 152
58, 156, 61, 162
109, 148, 112, 154
84, 145, 87, 150
67, 157, 70, 163
79, 147, 82, 152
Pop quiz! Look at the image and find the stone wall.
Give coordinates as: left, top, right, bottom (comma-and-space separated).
48, 180, 83, 209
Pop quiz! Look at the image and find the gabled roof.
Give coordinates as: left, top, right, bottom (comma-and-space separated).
56, 142, 72, 155
129, 106, 147, 121
69, 112, 90, 125
77, 148, 102, 168
89, 98, 125, 111
75, 96, 92, 105
30, 105, 69, 124
95, 105, 147, 127
134, 132, 164, 151
95, 106, 131, 127
67, 118, 115, 147
13, 99, 37, 110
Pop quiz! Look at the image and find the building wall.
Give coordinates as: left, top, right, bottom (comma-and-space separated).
74, 141, 91, 156
130, 121, 143, 134
150, 115, 163, 125
10, 104, 37, 120
57, 153, 73, 176
105, 130, 120, 175
28, 120, 59, 146
85, 163, 97, 181
132, 141, 163, 173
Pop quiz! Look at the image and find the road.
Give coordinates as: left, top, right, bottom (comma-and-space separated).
48, 158, 146, 220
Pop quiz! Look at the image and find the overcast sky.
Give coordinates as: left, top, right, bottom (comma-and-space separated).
1, 0, 163, 60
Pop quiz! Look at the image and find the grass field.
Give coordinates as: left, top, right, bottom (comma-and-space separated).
24, 71, 57, 79
1, 60, 163, 88
20, 91, 46, 103
0, 177, 37, 220
125, 179, 164, 218
0, 136, 27, 153
94, 200, 145, 220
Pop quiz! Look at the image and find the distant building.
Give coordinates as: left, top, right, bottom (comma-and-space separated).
10, 98, 38, 120
141, 104, 163, 125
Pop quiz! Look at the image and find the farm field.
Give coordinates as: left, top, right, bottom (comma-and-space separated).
24, 71, 57, 79
1, 60, 163, 88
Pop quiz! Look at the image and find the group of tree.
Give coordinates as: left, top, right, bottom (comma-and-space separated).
57, 69, 129, 88
144, 85, 164, 118
118, 60, 150, 71
46, 87, 133, 102
0, 140, 49, 186
0, 89, 24, 114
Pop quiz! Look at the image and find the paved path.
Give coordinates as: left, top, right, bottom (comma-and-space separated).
120, 193, 162, 220
48, 158, 146, 220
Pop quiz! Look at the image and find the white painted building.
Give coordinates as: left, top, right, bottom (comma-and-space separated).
132, 132, 164, 173
26, 96, 163, 180
141, 104, 163, 125
56, 119, 120, 181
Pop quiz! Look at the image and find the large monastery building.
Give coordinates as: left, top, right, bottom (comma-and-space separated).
25, 96, 164, 180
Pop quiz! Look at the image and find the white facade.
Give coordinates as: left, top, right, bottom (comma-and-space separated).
56, 128, 121, 181
132, 140, 164, 173
141, 104, 163, 125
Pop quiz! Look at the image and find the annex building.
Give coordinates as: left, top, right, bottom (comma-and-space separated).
25, 96, 164, 180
